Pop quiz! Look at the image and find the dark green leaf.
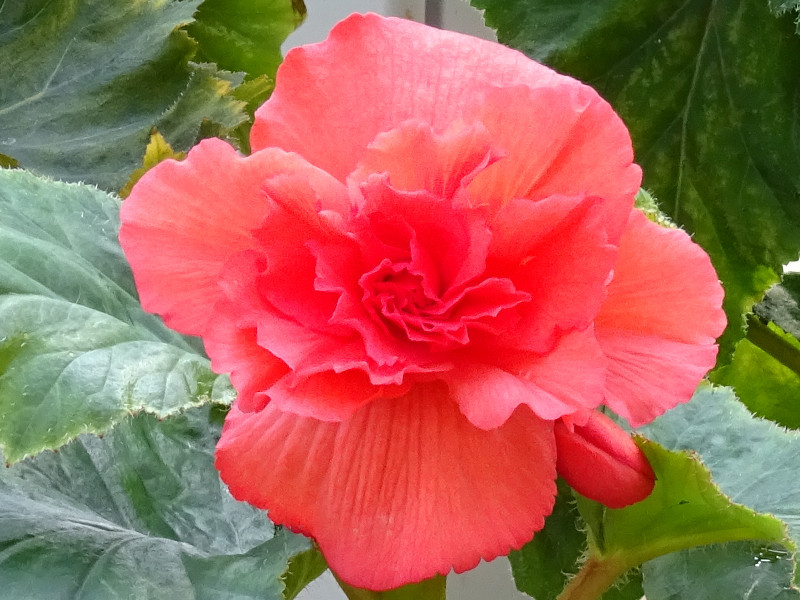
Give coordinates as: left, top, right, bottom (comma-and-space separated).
0, 406, 309, 599
770, 1, 800, 20
0, 0, 246, 190
338, 576, 446, 600
283, 547, 328, 600
0, 170, 233, 462
188, 0, 306, 79
509, 480, 586, 600
601, 573, 644, 600
638, 385, 800, 594
754, 273, 800, 341
472, 0, 800, 360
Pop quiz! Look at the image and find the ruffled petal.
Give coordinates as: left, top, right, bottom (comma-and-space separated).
203, 309, 286, 413
266, 369, 409, 421
216, 384, 557, 590
489, 194, 617, 352
251, 13, 567, 180
467, 86, 641, 241
595, 210, 726, 425
554, 411, 654, 508
119, 138, 346, 336
447, 328, 607, 428
351, 120, 501, 199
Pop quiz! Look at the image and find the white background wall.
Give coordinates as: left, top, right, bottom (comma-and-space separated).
283, 2, 530, 599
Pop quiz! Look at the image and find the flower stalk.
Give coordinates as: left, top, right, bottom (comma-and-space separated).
556, 556, 628, 600
337, 575, 446, 600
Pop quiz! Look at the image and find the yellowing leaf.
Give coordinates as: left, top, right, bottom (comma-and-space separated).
120, 131, 186, 198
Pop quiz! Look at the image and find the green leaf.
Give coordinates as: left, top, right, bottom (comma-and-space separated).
188, 0, 306, 79
0, 169, 234, 462
0, 0, 246, 190
714, 273, 800, 429
637, 385, 800, 595
0, 406, 310, 599
600, 574, 644, 600
713, 317, 800, 429
509, 480, 587, 600
577, 439, 790, 563
559, 437, 792, 600
283, 547, 329, 600
472, 0, 800, 360
338, 576, 446, 600
642, 542, 798, 600
770, 1, 800, 20
119, 130, 187, 199
754, 273, 800, 341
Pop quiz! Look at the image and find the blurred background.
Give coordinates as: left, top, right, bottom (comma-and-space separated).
284, 1, 531, 599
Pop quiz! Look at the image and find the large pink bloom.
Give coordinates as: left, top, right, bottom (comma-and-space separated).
119, 13, 725, 590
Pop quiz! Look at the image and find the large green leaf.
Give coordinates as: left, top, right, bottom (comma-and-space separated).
0, 169, 233, 462
637, 385, 800, 595
643, 542, 797, 600
188, 0, 306, 79
471, 0, 800, 359
0, 406, 309, 599
0, 0, 246, 190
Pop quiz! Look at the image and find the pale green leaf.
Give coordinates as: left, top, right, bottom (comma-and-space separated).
0, 169, 233, 462
0, 406, 310, 599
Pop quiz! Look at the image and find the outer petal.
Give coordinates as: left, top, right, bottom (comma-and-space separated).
595, 210, 726, 426
446, 327, 607, 428
554, 411, 655, 508
251, 13, 567, 180
216, 384, 557, 590
467, 86, 641, 242
119, 138, 347, 336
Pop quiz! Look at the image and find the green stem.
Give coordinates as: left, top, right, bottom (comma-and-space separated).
556, 556, 628, 600
336, 574, 446, 600
746, 313, 800, 377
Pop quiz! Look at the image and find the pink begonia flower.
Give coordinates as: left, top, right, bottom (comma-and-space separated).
119, 13, 726, 590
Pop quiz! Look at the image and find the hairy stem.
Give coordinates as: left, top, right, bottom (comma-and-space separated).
556, 556, 628, 600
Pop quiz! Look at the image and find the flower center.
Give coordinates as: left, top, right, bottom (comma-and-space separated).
360, 259, 469, 347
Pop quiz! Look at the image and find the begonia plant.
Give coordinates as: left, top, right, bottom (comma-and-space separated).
1, 2, 800, 600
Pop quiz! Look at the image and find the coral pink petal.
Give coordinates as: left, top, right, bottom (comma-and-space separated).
448, 328, 607, 428
265, 369, 408, 421
490, 195, 616, 352
554, 411, 655, 508
595, 210, 725, 425
216, 384, 557, 590
468, 86, 641, 241
597, 332, 720, 427
119, 139, 344, 336
251, 13, 566, 180
204, 301, 287, 413
351, 120, 501, 198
